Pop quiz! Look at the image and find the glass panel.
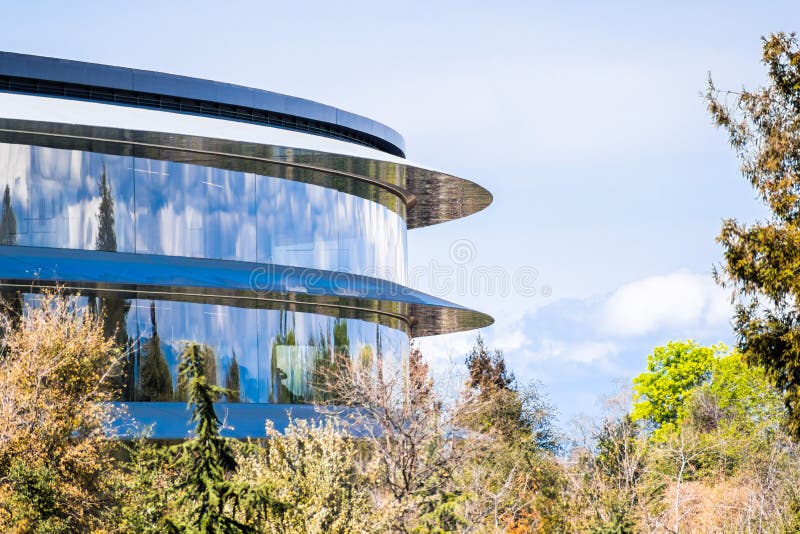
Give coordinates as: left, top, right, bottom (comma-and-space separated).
114, 297, 407, 404
0, 142, 407, 283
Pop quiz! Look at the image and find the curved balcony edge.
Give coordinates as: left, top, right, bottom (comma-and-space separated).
0, 117, 493, 228
0, 245, 494, 337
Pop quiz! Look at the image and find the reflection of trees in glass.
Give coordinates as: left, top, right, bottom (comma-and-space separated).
310, 326, 332, 402
224, 350, 241, 403
94, 294, 130, 395
376, 324, 384, 382
92, 167, 132, 396
139, 301, 172, 401
122, 335, 136, 401
0, 184, 17, 246
358, 345, 374, 369
333, 319, 350, 359
176, 343, 219, 402
310, 319, 351, 404
95, 164, 116, 252
271, 310, 296, 403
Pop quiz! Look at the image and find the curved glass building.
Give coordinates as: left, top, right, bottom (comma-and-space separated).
0, 52, 492, 437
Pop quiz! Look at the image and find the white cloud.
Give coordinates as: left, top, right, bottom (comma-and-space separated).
563, 341, 620, 364
601, 271, 731, 337
526, 339, 619, 365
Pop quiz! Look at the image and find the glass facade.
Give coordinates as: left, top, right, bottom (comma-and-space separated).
119, 297, 407, 404
0, 139, 413, 416
0, 142, 407, 283
12, 292, 407, 406
0, 54, 495, 438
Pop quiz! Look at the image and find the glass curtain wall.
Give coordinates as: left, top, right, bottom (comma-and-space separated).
0, 143, 407, 283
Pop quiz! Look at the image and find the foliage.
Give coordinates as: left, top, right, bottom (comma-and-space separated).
631, 340, 722, 439
235, 418, 374, 534
707, 31, 800, 439
460, 337, 566, 532
161, 343, 278, 533
3, 293, 797, 533
465, 333, 514, 393
0, 291, 123, 532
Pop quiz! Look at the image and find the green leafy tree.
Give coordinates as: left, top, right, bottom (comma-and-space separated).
687, 351, 783, 435
631, 340, 720, 438
235, 418, 374, 534
707, 32, 800, 438
0, 292, 123, 531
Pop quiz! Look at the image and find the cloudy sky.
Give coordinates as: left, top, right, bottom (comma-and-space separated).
1, 1, 795, 426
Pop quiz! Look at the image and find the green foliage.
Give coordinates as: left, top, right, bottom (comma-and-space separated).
687, 351, 783, 435
116, 440, 175, 534
459, 336, 565, 532
3, 460, 71, 533
631, 340, 721, 438
235, 419, 374, 534
0, 292, 123, 532
466, 333, 514, 392
707, 32, 800, 439
588, 505, 636, 534
162, 343, 276, 533
465, 335, 558, 453
412, 490, 467, 534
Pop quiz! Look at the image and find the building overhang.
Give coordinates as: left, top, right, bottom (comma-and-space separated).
0, 117, 492, 228
0, 246, 494, 337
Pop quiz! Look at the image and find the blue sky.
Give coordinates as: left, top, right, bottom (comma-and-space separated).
1, 1, 796, 426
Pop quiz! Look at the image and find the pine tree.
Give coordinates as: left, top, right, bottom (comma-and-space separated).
95, 164, 116, 252
164, 343, 281, 533
224, 350, 241, 403
0, 184, 16, 246
465, 334, 515, 394
140, 302, 172, 401
93, 164, 130, 395
707, 32, 800, 437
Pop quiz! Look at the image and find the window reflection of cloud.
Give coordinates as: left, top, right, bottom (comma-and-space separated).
3, 143, 408, 282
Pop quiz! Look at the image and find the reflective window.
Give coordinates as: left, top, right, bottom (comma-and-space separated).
12, 292, 408, 405
0, 143, 407, 283
118, 297, 408, 404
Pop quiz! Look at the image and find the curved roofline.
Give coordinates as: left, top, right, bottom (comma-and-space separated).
0, 51, 405, 157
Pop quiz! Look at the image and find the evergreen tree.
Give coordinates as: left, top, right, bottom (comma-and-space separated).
140, 302, 172, 401
164, 343, 279, 533
224, 350, 241, 403
92, 164, 131, 395
707, 32, 800, 437
176, 345, 219, 402
465, 333, 514, 394
0, 184, 16, 246
95, 164, 116, 252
